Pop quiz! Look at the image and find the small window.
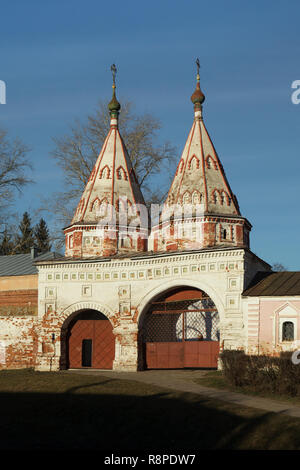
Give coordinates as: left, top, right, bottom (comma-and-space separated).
282, 321, 294, 341
221, 229, 227, 240
120, 236, 131, 249
69, 235, 74, 249
183, 192, 190, 204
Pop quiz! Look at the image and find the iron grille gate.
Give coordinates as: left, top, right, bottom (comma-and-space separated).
142, 298, 220, 369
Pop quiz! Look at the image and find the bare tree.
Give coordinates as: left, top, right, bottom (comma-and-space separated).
48, 99, 177, 232
272, 262, 287, 272
0, 128, 32, 223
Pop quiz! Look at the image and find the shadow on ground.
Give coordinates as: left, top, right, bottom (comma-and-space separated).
0, 371, 300, 450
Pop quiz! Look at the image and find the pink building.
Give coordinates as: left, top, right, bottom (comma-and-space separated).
243, 272, 300, 355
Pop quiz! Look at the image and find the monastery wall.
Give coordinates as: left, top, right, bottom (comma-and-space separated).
0, 276, 38, 369
0, 274, 37, 291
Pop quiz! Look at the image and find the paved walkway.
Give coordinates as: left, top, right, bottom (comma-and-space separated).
67, 368, 300, 418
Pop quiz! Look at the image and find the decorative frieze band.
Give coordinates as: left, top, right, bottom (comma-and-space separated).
43, 258, 243, 283
37, 249, 244, 271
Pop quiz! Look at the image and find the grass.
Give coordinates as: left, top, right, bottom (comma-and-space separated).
194, 370, 300, 406
1, 368, 300, 450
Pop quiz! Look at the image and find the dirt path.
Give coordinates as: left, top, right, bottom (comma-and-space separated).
66, 368, 300, 418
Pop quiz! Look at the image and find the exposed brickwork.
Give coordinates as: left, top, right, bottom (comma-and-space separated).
0, 289, 38, 307
0, 318, 37, 369
153, 217, 250, 252
0, 289, 38, 317
202, 221, 216, 248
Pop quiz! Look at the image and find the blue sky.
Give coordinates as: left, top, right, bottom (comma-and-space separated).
1, 0, 300, 268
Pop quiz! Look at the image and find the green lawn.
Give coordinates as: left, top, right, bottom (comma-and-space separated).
1, 369, 300, 450
194, 370, 300, 406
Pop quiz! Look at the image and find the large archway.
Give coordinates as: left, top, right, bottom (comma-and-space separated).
61, 309, 115, 369
138, 287, 220, 369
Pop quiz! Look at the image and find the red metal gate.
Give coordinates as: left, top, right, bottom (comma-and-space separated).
68, 316, 115, 369
146, 341, 219, 369
143, 288, 220, 369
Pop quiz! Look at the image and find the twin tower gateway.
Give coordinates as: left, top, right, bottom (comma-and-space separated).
64, 63, 251, 259
3, 63, 282, 371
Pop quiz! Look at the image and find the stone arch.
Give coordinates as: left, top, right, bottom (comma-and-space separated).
192, 190, 202, 205
96, 197, 109, 217
90, 196, 101, 212
116, 165, 128, 180
136, 278, 225, 327
188, 154, 200, 170
99, 165, 111, 179
59, 301, 116, 328
182, 191, 191, 204
220, 190, 231, 206
206, 155, 218, 170
59, 302, 116, 370
212, 188, 221, 204
136, 279, 224, 370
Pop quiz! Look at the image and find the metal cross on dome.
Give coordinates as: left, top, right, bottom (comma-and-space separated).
196, 58, 200, 75
111, 64, 117, 85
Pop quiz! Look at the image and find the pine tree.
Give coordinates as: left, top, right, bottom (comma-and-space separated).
34, 218, 51, 252
14, 212, 35, 254
0, 228, 14, 255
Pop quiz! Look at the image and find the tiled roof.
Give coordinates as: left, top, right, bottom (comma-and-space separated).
243, 271, 300, 297
0, 251, 64, 276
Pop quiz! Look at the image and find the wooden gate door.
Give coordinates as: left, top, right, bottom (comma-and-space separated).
68, 318, 115, 369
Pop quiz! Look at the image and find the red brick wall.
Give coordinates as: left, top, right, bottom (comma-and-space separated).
0, 289, 38, 316
0, 289, 38, 306
0, 289, 38, 369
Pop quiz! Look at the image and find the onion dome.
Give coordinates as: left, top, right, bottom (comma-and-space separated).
191, 81, 205, 106
108, 64, 121, 118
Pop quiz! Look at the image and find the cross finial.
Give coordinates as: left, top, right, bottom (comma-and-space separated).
196, 58, 200, 81
111, 64, 117, 86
